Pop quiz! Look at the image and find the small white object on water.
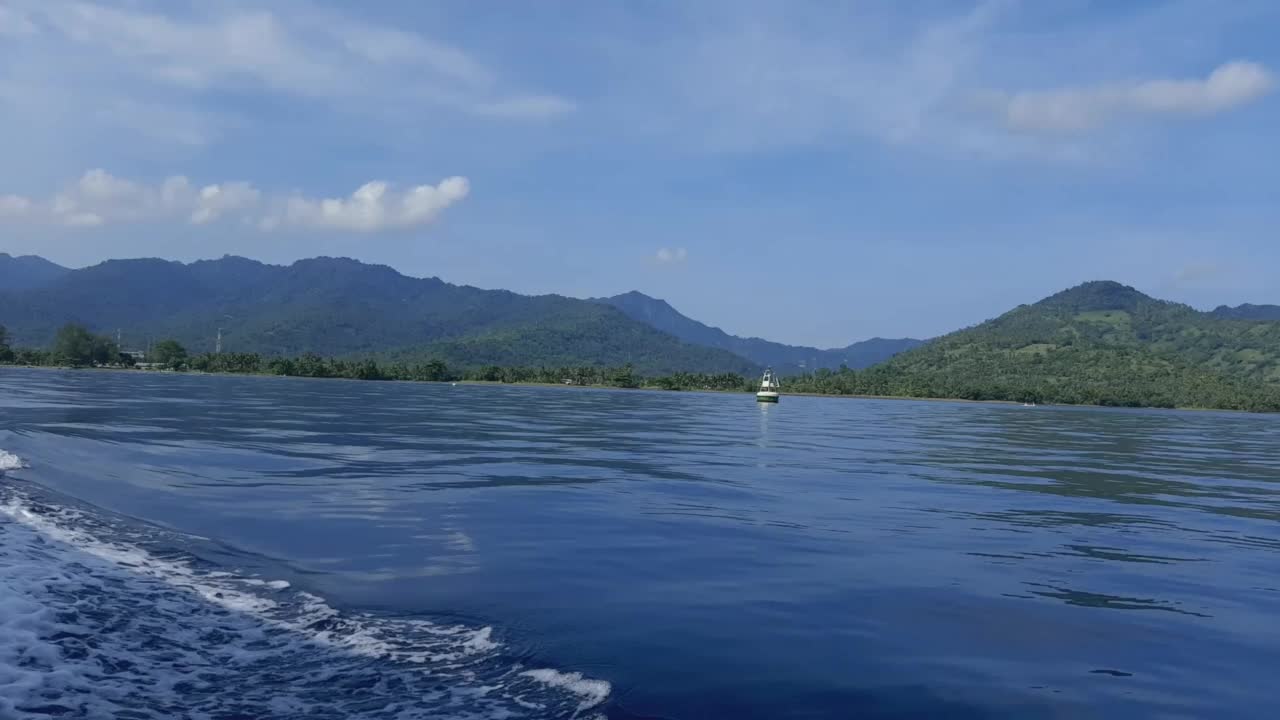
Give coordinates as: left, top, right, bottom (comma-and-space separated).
756, 368, 780, 403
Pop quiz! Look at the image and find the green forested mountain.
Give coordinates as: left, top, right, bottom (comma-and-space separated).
596, 290, 923, 371
787, 281, 1280, 411
7, 256, 1280, 411
0, 255, 756, 375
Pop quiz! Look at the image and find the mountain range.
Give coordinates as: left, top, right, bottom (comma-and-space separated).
0, 254, 919, 374
4, 254, 1279, 410
594, 291, 922, 373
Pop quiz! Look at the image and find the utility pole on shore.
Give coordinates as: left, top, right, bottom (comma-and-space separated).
216, 314, 233, 354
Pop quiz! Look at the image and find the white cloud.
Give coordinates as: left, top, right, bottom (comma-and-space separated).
192, 183, 262, 225
0, 170, 468, 232
994, 61, 1274, 133
269, 178, 471, 232
655, 247, 688, 264
63, 211, 104, 227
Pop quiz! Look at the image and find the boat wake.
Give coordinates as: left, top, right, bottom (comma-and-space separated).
0, 461, 610, 720
0, 450, 24, 472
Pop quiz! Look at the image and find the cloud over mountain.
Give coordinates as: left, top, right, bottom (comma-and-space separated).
0, 170, 469, 232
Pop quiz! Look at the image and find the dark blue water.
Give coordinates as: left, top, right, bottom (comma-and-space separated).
2, 369, 1278, 719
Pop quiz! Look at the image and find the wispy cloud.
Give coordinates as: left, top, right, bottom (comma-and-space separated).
1170, 261, 1229, 288
642, 0, 1009, 152
0, 170, 469, 232
0, 0, 573, 152
3, 0, 1269, 171
0, 195, 33, 217
35, 0, 571, 117
655, 247, 688, 264
990, 61, 1274, 133
587, 0, 1273, 164
0, 5, 37, 36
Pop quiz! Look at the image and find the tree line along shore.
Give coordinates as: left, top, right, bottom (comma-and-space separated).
4, 323, 1279, 413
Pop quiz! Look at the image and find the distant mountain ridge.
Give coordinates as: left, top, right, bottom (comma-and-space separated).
0, 252, 71, 292
594, 290, 923, 372
1211, 303, 1280, 321
0, 255, 757, 375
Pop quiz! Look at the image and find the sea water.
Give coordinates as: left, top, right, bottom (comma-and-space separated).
2, 369, 1278, 718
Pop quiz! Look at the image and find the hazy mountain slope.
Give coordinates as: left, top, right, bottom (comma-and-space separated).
1212, 303, 1280, 321
596, 290, 922, 372
0, 252, 71, 292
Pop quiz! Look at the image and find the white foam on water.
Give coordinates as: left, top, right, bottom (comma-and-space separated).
242, 578, 291, 590
0, 484, 610, 719
521, 669, 614, 715
0, 451, 24, 472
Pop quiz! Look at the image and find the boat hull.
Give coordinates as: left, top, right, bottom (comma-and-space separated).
756, 392, 780, 403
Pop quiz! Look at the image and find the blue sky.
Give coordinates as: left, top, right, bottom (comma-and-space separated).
1, 0, 1277, 347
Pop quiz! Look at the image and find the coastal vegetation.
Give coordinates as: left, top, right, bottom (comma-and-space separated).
2, 323, 131, 368
0, 333, 748, 391
782, 361, 1280, 412
53, 324, 126, 368
4, 324, 1279, 411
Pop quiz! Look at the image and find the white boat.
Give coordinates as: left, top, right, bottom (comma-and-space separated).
756, 368, 780, 403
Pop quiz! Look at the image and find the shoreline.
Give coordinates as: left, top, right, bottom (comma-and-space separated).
3, 364, 1272, 415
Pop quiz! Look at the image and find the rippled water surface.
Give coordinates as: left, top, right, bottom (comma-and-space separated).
2, 368, 1278, 719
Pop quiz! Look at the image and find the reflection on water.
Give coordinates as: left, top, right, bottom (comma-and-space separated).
1022, 583, 1213, 617
1, 369, 1278, 720
756, 400, 773, 451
